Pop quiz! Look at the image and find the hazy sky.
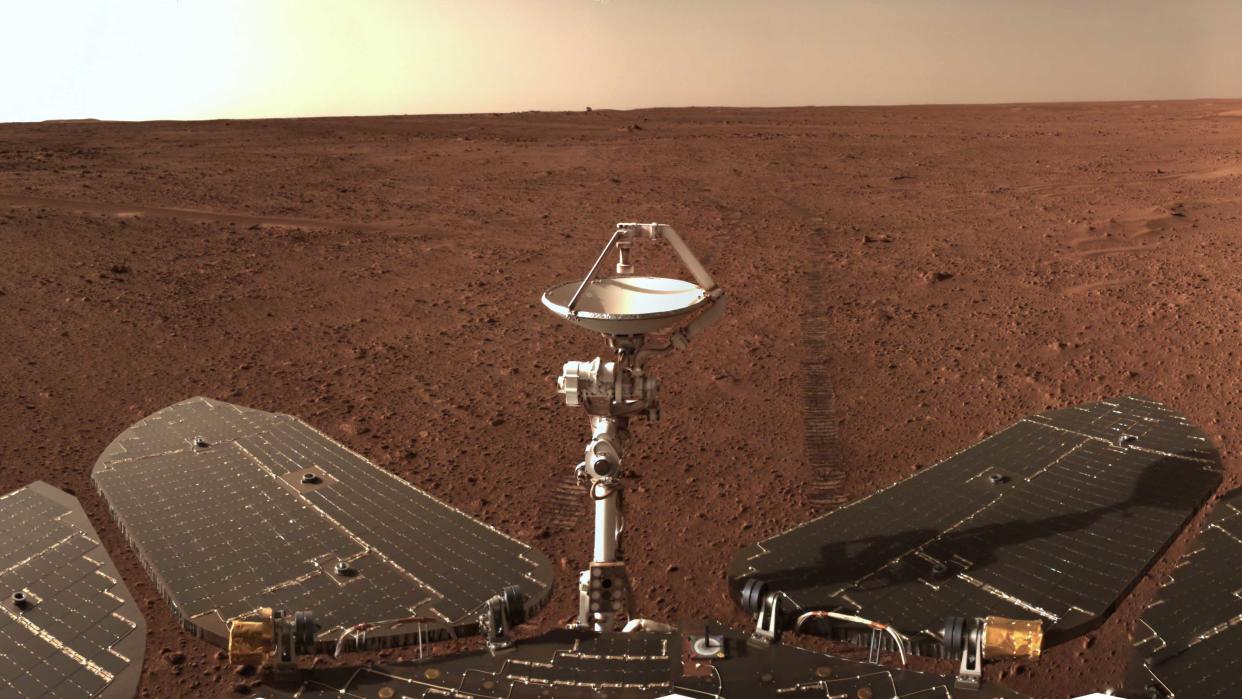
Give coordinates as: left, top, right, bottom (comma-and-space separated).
5, 0, 1242, 122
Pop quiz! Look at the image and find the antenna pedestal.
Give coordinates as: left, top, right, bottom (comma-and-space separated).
543, 222, 725, 633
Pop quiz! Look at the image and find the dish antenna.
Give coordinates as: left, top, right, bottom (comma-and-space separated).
542, 222, 725, 631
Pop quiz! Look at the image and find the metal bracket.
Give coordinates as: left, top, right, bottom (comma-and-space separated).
955, 621, 983, 690
481, 595, 511, 652
751, 592, 782, 645
481, 586, 525, 653
868, 627, 883, 665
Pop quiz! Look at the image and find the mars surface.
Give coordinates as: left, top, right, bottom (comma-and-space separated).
2, 99, 1241, 698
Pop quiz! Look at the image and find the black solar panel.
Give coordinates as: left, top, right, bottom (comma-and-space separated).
0, 481, 144, 699
257, 624, 1030, 698
1131, 486, 1242, 698
729, 396, 1222, 651
91, 397, 553, 651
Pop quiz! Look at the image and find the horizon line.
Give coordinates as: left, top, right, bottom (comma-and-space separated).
9, 96, 1242, 128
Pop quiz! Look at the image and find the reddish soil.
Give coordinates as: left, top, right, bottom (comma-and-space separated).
2, 100, 1240, 698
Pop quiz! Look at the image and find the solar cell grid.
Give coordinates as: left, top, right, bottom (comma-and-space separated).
92, 397, 553, 651
0, 482, 144, 699
730, 396, 1222, 651
1132, 486, 1242, 698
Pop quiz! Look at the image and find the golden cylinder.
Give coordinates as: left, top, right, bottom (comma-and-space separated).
982, 616, 1043, 659
228, 614, 275, 666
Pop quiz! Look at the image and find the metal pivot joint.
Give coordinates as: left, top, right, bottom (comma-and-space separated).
754, 592, 783, 645
481, 586, 526, 653
945, 616, 983, 690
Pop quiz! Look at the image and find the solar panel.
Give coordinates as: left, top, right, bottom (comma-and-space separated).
258, 624, 1030, 698
91, 397, 553, 651
0, 481, 144, 699
729, 396, 1222, 652
1131, 486, 1242, 698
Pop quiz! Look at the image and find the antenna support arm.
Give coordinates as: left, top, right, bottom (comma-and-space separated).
614, 222, 718, 293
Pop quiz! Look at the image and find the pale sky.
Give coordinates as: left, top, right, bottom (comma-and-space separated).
4, 0, 1242, 123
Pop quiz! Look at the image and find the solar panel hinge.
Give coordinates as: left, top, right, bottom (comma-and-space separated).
954, 624, 983, 691
749, 592, 782, 645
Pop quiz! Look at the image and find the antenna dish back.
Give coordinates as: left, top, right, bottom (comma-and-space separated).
540, 222, 722, 340
542, 276, 709, 336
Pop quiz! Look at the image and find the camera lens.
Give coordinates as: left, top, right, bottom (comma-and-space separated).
591, 458, 613, 477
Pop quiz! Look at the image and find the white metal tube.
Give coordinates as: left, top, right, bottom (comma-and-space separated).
656, 225, 717, 292
593, 486, 618, 562
680, 295, 726, 343
567, 229, 622, 312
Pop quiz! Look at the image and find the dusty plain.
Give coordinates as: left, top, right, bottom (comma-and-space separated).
2, 100, 1241, 698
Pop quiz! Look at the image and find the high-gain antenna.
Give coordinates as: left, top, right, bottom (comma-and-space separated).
542, 222, 725, 631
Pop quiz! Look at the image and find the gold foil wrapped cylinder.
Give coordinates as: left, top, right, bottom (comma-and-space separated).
982, 616, 1043, 658
228, 609, 276, 666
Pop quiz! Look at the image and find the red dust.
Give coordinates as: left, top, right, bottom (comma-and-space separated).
1, 100, 1241, 698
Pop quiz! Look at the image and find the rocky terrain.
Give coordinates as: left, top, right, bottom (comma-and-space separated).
2, 100, 1241, 697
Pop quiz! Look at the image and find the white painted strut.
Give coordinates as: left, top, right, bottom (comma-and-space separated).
593, 483, 619, 562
